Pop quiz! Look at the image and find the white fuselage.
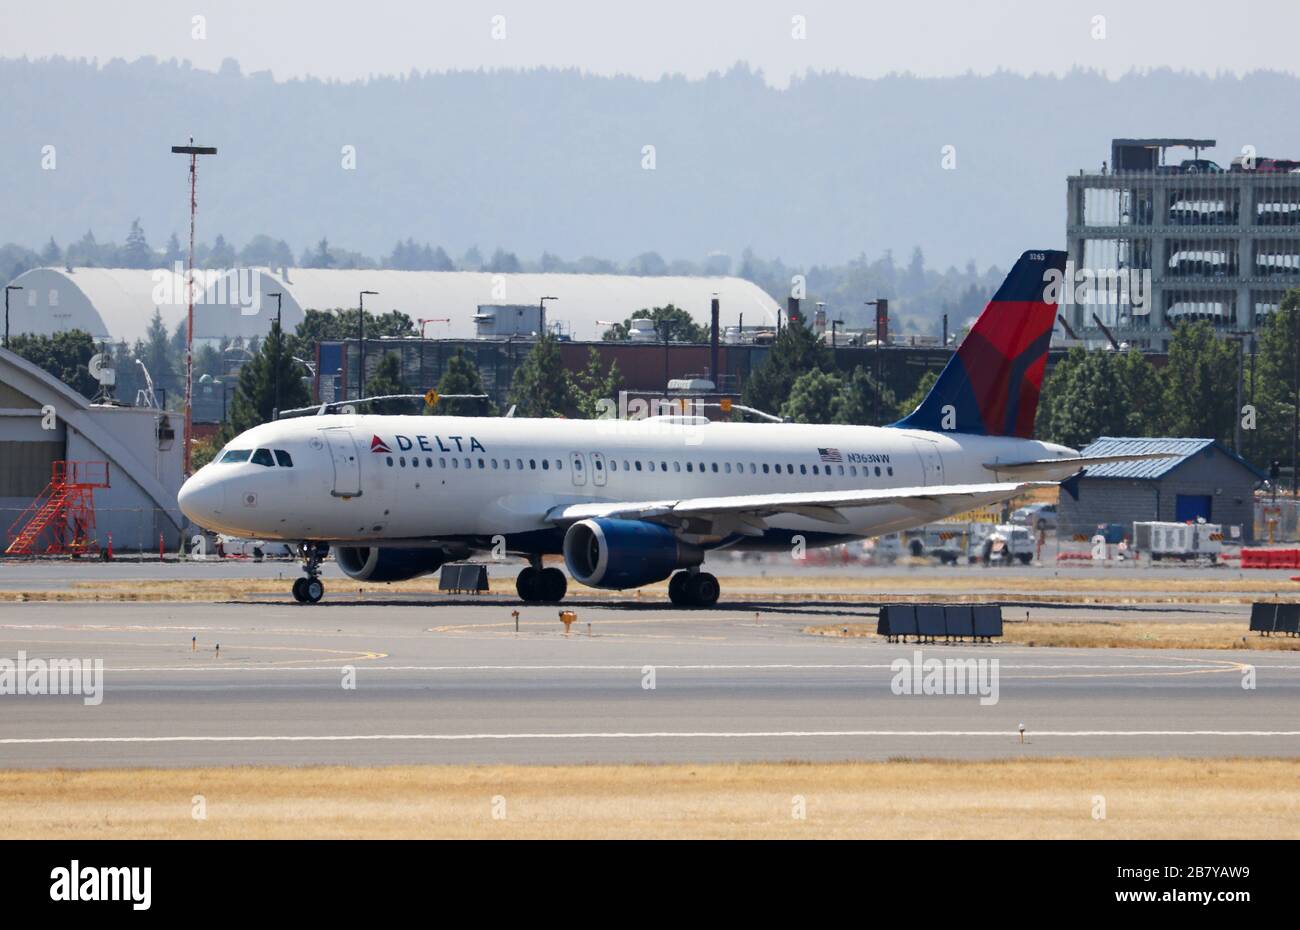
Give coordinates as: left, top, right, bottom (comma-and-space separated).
179, 414, 1079, 550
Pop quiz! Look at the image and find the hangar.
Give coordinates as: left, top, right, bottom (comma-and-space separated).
3, 266, 779, 345
0, 347, 185, 553
1057, 437, 1265, 542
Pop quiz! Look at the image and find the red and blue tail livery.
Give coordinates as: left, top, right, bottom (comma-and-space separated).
893, 249, 1067, 439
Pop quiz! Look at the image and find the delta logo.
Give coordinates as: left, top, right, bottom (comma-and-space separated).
370, 435, 392, 454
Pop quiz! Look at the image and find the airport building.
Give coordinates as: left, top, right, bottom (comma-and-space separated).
3, 266, 777, 346
0, 347, 185, 553
1057, 436, 1265, 542
1064, 138, 1300, 350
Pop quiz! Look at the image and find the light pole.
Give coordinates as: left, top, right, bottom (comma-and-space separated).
539, 296, 558, 338
170, 138, 218, 476
864, 299, 886, 425
268, 292, 282, 419
4, 285, 23, 347
830, 319, 844, 349
358, 290, 377, 399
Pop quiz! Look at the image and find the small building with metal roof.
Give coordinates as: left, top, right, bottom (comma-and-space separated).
1057, 437, 1265, 542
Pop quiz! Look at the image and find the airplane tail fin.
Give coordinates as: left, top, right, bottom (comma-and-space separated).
892, 249, 1067, 439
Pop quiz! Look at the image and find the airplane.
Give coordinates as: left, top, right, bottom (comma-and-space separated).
177, 249, 1168, 606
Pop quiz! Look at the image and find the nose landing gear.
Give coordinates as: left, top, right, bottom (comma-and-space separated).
292, 542, 327, 604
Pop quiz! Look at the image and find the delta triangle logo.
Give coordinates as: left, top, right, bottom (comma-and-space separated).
370, 435, 392, 454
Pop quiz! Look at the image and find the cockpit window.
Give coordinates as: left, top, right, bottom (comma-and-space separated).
251, 449, 275, 467
220, 449, 252, 464
274, 449, 294, 468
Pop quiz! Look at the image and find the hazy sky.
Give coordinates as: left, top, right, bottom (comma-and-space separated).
2, 0, 1295, 85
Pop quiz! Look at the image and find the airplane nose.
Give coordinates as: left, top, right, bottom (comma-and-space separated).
178, 474, 223, 526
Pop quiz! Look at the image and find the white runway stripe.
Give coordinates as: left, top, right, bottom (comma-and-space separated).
2, 729, 1298, 745
103, 662, 1238, 673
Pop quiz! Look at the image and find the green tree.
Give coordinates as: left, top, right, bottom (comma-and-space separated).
1036, 347, 1165, 448
1160, 321, 1238, 444
602, 305, 706, 343
742, 319, 833, 416
138, 309, 177, 399
364, 352, 416, 415
507, 335, 570, 417
568, 347, 623, 419
289, 308, 416, 360
781, 368, 844, 424
833, 365, 896, 425
433, 349, 497, 416
221, 320, 312, 438
122, 218, 153, 268
895, 369, 939, 420
7, 330, 99, 398
1252, 291, 1300, 470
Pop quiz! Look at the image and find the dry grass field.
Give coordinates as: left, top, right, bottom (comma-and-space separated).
2, 758, 1296, 839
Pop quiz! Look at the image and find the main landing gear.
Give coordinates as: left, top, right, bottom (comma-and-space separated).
516, 558, 568, 603
292, 542, 327, 604
668, 570, 720, 608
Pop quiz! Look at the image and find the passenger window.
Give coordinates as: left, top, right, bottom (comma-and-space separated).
556, 459, 563, 470
800, 464, 808, 475
635, 461, 642, 471
609, 460, 617, 471
724, 463, 731, 474
711, 463, 719, 473
426, 457, 433, 468
251, 449, 275, 467
762, 464, 769, 474
647, 461, 655, 472
530, 459, 537, 469
478, 458, 485, 469
542, 459, 550, 470
452, 458, 459, 468
274, 450, 294, 468
516, 459, 523, 470
674, 462, 682, 473
874, 466, 882, 476
686, 463, 693, 473
387, 456, 394, 467
491, 459, 498, 469
399, 457, 406, 467
887, 466, 894, 476
440, 458, 447, 468
575, 458, 584, 470
220, 449, 252, 464
503, 459, 510, 470
463, 458, 471, 469
660, 461, 667, 471
595, 459, 603, 471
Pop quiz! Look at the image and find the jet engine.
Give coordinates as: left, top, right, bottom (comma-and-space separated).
562, 518, 702, 589
335, 546, 445, 582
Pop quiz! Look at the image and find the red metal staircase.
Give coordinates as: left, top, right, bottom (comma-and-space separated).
5, 461, 110, 556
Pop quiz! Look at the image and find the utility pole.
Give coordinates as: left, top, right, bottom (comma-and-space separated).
864, 299, 888, 425
268, 292, 282, 420
358, 290, 377, 400
4, 285, 23, 347
170, 139, 218, 476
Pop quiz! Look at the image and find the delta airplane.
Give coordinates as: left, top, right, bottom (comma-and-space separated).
178, 250, 1164, 606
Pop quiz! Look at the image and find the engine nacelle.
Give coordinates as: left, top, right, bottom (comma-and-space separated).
335, 546, 444, 582
563, 518, 702, 589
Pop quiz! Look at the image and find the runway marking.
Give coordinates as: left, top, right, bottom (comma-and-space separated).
2, 729, 1299, 746
95, 661, 1244, 673
0, 638, 387, 666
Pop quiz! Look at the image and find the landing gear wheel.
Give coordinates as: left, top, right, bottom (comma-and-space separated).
516, 567, 542, 602
538, 567, 567, 603
291, 577, 308, 603
668, 571, 690, 606
684, 571, 720, 608
303, 578, 324, 603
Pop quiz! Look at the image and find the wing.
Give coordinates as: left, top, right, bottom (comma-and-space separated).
545, 481, 1050, 536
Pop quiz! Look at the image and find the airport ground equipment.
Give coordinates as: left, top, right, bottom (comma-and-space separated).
5, 461, 110, 556
1132, 521, 1222, 562
878, 603, 1003, 643
439, 563, 489, 594
1248, 602, 1300, 636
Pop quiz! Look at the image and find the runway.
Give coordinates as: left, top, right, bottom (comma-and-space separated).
1, 594, 1296, 768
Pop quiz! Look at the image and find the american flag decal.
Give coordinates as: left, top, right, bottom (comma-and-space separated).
818, 448, 842, 463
